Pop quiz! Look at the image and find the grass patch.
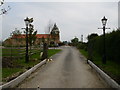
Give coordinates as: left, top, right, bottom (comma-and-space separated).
2, 68, 22, 78
48, 49, 61, 58
79, 49, 120, 84
14, 57, 40, 68
79, 49, 88, 58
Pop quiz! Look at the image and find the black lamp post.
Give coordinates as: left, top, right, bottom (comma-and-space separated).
98, 16, 110, 64
24, 17, 30, 63
101, 16, 107, 64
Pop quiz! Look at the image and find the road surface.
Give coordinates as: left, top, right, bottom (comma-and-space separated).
18, 46, 109, 88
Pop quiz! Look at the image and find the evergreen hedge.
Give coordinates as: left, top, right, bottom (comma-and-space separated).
88, 29, 120, 63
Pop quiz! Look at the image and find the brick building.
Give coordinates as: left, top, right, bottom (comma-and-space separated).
4, 23, 60, 46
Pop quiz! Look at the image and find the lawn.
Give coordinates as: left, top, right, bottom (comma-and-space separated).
48, 49, 61, 58
2, 68, 22, 79
2, 48, 61, 82
79, 49, 120, 84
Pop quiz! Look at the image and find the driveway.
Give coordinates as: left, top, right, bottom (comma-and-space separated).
18, 46, 109, 88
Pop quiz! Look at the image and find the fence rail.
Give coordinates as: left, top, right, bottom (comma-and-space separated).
2, 46, 41, 59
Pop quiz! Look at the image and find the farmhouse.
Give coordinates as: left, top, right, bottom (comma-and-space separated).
4, 23, 60, 46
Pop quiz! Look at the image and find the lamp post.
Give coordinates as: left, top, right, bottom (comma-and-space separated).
102, 16, 107, 64
98, 16, 110, 64
24, 17, 30, 63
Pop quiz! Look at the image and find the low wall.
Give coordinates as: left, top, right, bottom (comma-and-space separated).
88, 60, 120, 89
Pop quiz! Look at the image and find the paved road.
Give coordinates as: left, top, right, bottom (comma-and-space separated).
18, 46, 109, 88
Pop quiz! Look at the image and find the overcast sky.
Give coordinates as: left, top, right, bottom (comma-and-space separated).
0, 0, 119, 42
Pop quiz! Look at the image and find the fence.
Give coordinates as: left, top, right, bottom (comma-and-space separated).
2, 45, 42, 60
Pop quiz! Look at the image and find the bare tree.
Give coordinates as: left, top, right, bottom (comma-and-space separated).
45, 20, 54, 46
41, 20, 54, 60
10, 28, 22, 47
10, 28, 22, 36
45, 20, 54, 34
0, 0, 4, 6
0, 0, 11, 15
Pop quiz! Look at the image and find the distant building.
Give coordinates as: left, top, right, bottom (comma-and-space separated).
4, 23, 60, 46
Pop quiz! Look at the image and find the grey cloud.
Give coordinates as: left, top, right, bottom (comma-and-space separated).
2, 2, 118, 42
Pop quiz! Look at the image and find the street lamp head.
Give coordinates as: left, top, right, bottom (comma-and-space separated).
101, 16, 107, 27
24, 17, 30, 27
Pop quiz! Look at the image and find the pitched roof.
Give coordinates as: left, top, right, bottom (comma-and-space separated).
12, 34, 51, 39
12, 34, 26, 39
51, 23, 59, 32
36, 34, 51, 38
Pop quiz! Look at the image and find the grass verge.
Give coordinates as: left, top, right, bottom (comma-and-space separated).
79, 49, 120, 84
2, 68, 22, 78
48, 49, 61, 58
79, 49, 88, 58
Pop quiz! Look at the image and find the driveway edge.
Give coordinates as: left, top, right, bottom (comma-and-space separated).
88, 60, 120, 89
0, 59, 47, 89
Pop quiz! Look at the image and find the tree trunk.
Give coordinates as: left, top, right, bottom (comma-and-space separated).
41, 43, 48, 60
